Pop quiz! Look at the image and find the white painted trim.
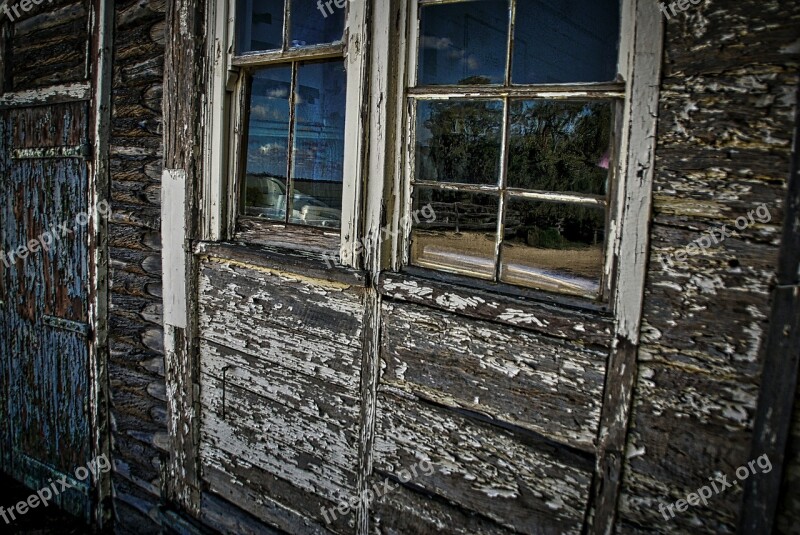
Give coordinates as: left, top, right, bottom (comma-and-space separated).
88, 0, 113, 527
0, 83, 91, 107
339, 0, 371, 268
202, 0, 232, 241
162, 169, 189, 329
610, 0, 664, 340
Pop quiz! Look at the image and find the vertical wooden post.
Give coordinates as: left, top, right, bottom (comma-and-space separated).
162, 0, 206, 515
590, 1, 664, 532
739, 85, 800, 534
88, 0, 113, 527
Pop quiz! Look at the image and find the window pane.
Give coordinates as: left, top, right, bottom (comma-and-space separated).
411, 189, 500, 279
501, 199, 605, 296
290, 60, 346, 228
508, 100, 613, 195
512, 0, 620, 84
237, 0, 285, 53
290, 0, 345, 46
418, 0, 509, 85
415, 100, 503, 185
242, 66, 292, 219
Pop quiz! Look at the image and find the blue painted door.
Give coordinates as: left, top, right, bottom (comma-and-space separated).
0, 102, 93, 520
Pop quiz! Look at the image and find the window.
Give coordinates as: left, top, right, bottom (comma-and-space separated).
229, 0, 353, 237
406, 0, 624, 299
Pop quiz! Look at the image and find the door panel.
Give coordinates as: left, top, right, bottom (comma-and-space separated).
0, 102, 92, 519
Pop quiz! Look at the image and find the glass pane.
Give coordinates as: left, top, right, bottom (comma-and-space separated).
415, 99, 503, 185
290, 60, 347, 228
290, 0, 345, 46
411, 189, 500, 278
508, 100, 614, 195
242, 66, 292, 219
237, 0, 285, 53
501, 199, 606, 296
512, 0, 620, 84
418, 0, 509, 85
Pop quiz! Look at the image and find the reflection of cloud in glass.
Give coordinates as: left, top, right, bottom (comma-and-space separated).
250, 104, 287, 122
420, 36, 454, 50
267, 87, 289, 98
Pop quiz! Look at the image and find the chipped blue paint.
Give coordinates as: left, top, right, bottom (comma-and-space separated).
0, 102, 92, 520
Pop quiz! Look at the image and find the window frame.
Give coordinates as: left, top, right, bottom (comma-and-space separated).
395, 0, 635, 302
202, 0, 370, 264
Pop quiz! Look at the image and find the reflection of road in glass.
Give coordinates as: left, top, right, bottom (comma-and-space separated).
412, 231, 602, 296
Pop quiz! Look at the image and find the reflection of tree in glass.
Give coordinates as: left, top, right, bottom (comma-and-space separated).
420, 92, 502, 184
509, 101, 611, 194
519, 203, 604, 250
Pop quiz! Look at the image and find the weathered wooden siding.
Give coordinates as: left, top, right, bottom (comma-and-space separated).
617, 1, 800, 532
108, 0, 166, 531
197, 255, 366, 534
371, 274, 612, 534
7, 0, 89, 91
777, 377, 800, 533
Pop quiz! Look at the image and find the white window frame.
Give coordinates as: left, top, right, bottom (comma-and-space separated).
202, 0, 370, 268
389, 0, 647, 304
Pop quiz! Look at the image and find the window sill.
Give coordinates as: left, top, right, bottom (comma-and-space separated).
194, 241, 368, 288
235, 217, 341, 254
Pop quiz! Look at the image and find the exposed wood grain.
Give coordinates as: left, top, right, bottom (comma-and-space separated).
374, 391, 593, 534
381, 301, 607, 451
379, 272, 613, 348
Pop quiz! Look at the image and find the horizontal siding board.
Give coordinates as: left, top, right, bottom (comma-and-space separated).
374, 392, 593, 534
200, 415, 358, 517
379, 273, 613, 348
200, 371, 359, 474
370, 483, 515, 535
202, 461, 351, 535
381, 301, 607, 451
199, 258, 365, 350
200, 339, 360, 426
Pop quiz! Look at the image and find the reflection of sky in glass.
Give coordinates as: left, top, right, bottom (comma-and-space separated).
418, 0, 508, 85
245, 66, 292, 179
237, 0, 284, 53
292, 61, 347, 184
512, 0, 620, 83
290, 0, 344, 46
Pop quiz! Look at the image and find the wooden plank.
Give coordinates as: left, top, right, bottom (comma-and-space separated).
739, 83, 800, 533
200, 375, 358, 476
202, 460, 350, 535
8, 0, 89, 90
370, 482, 514, 535
381, 301, 607, 451
200, 339, 360, 426
589, 0, 664, 531
198, 257, 366, 350
163, 0, 204, 514
196, 241, 368, 287
379, 272, 613, 347
374, 391, 594, 534
200, 408, 358, 509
